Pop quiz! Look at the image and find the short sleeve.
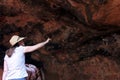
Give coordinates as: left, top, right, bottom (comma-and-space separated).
14, 46, 26, 56
21, 46, 26, 53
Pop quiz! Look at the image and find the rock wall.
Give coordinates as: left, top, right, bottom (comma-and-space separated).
0, 0, 120, 80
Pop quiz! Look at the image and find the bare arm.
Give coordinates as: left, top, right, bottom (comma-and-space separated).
24, 38, 51, 53
2, 60, 8, 80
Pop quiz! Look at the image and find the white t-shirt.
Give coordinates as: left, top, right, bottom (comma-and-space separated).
4, 46, 28, 79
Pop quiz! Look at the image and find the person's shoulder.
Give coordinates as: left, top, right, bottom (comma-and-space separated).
4, 54, 8, 60
15, 46, 25, 51
18, 46, 26, 51
17, 45, 25, 48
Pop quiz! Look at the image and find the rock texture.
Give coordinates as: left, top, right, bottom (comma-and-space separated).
0, 0, 120, 80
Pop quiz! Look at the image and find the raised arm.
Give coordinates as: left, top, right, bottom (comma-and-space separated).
24, 38, 51, 53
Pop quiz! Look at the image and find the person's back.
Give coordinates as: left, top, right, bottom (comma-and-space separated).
2, 35, 51, 80
4, 46, 28, 80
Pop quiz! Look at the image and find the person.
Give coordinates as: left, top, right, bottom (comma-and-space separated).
2, 35, 51, 80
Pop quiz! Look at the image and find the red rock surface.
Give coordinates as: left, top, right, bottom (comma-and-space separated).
0, 69, 2, 80
92, 0, 120, 26
0, 0, 120, 80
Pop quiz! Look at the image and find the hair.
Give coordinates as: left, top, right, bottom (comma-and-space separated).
6, 43, 19, 57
